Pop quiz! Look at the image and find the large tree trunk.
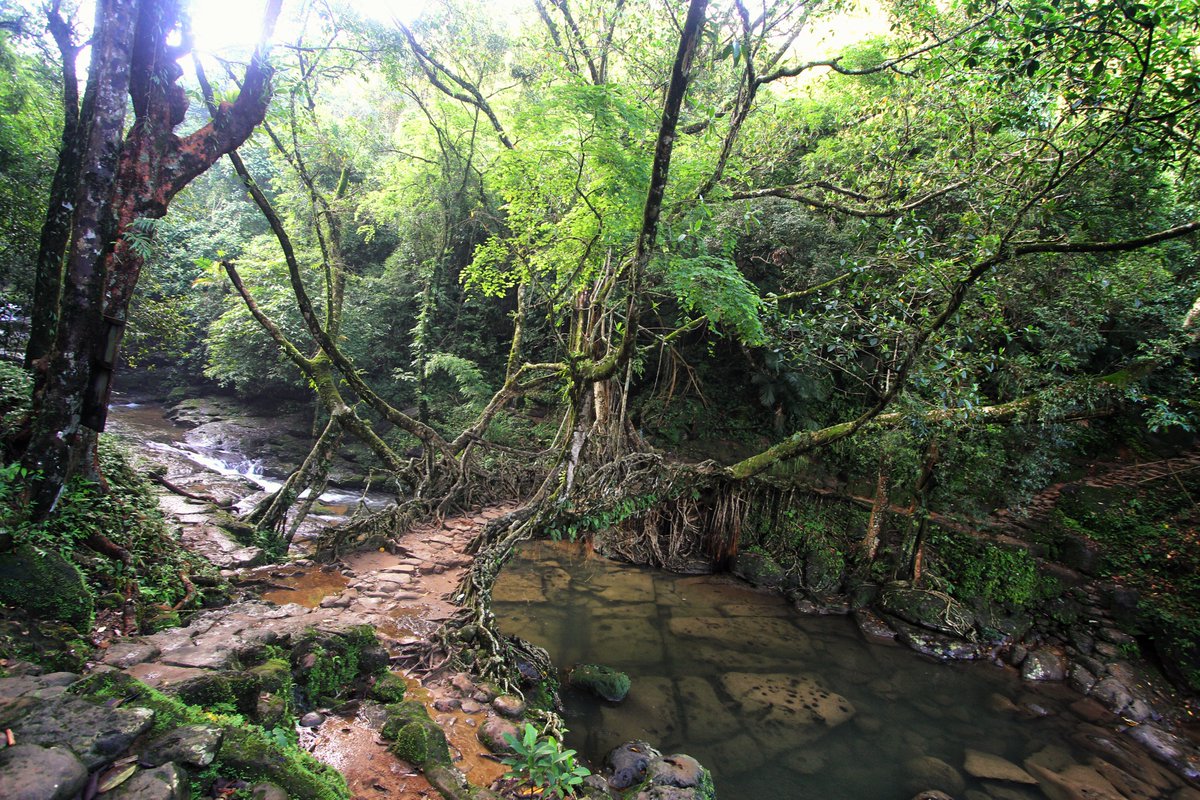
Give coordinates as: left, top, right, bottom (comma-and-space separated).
24, 5, 82, 369
22, 0, 140, 515
22, 0, 280, 517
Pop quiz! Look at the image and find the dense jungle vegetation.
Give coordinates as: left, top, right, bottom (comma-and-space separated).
1, 0, 1200, 700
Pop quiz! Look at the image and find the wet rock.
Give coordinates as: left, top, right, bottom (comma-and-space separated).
0, 743, 88, 800
1069, 698, 1115, 724
107, 763, 187, 800
854, 608, 898, 645
676, 677, 740, 742
909, 793, 954, 800
1069, 665, 1098, 695
142, 725, 224, 768
880, 583, 975, 638
731, 551, 789, 591
894, 621, 987, 661
493, 695, 525, 718
369, 672, 408, 704
1026, 762, 1124, 800
720, 672, 855, 730
606, 741, 661, 790
1090, 758, 1160, 800
1021, 649, 1066, 681
472, 682, 500, 703
433, 697, 461, 712
1125, 724, 1200, 784
299, 711, 325, 727
1091, 677, 1134, 716
9, 695, 154, 770
477, 716, 520, 755
1005, 643, 1029, 667
449, 673, 475, 695
460, 699, 484, 714
643, 753, 709, 788
569, 664, 631, 703
903, 756, 966, 796
963, 749, 1037, 784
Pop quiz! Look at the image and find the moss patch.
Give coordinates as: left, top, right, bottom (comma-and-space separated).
0, 544, 94, 630
568, 664, 630, 703
381, 701, 451, 768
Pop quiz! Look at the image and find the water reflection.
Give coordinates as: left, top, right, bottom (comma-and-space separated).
494, 541, 1107, 799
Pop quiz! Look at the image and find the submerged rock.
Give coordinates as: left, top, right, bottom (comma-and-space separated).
607, 740, 662, 790
963, 748, 1038, 784
569, 664, 631, 702
904, 755, 966, 796
719, 672, 855, 729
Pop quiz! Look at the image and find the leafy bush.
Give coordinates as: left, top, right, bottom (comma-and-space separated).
500, 723, 590, 799
929, 531, 1047, 610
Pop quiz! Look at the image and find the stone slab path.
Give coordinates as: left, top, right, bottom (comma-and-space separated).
99, 502, 520, 800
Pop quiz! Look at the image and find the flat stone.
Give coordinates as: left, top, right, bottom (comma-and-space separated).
460, 699, 483, 714
124, 663, 210, 689
10, 695, 155, 770
1027, 762, 1124, 800
142, 725, 224, 768
102, 641, 162, 669
720, 672, 855, 730
108, 762, 187, 800
158, 644, 236, 670
1125, 724, 1200, 783
904, 756, 966, 796
0, 744, 88, 800
963, 749, 1037, 784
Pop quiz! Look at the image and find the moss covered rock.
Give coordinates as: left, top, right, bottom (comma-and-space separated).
216, 726, 348, 800
170, 671, 261, 717
381, 701, 451, 768
369, 672, 407, 704
0, 545, 94, 631
731, 550, 788, 591
569, 663, 631, 703
248, 658, 291, 693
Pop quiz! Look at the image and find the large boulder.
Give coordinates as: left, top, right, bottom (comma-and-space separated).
903, 756, 966, 797
0, 545, 94, 630
731, 550, 790, 591
635, 753, 715, 800
879, 583, 975, 638
0, 743, 88, 800
381, 701, 452, 769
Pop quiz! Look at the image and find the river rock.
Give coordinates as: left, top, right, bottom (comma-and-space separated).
964, 749, 1038, 784
910, 793, 954, 800
904, 756, 966, 796
107, 763, 187, 800
1021, 648, 1067, 681
894, 621, 987, 661
785, 750, 828, 775
880, 583, 975, 638
641, 753, 713, 798
142, 725, 224, 767
1091, 677, 1133, 714
1090, 757, 1160, 800
299, 711, 325, 727
606, 740, 661, 790
569, 664, 631, 702
1125, 724, 1200, 783
492, 695, 525, 718
600, 676, 681, 744
1026, 762, 1124, 800
477, 716, 520, 754
731, 551, 790, 591
0, 743, 88, 800
1069, 665, 1098, 695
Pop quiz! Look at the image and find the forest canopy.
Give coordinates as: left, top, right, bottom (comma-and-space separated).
0, 0, 1197, 528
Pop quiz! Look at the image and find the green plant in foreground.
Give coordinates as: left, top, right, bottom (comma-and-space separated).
500, 723, 590, 798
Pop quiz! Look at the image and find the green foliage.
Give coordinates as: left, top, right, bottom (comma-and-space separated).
660, 254, 765, 345
380, 700, 451, 768
547, 492, 660, 542
0, 361, 31, 445
928, 531, 1048, 610
500, 723, 590, 799
295, 625, 380, 705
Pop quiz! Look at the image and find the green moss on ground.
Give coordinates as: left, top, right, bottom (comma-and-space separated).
72, 670, 347, 799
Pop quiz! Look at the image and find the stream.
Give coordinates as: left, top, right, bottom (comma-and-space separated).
494, 540, 1188, 799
